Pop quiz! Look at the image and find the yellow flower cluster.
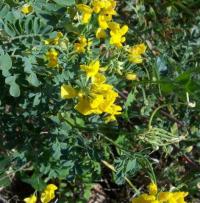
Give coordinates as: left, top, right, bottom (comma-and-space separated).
77, 0, 128, 47
61, 60, 122, 122
45, 49, 59, 68
128, 43, 147, 64
21, 4, 33, 14
24, 184, 58, 203
132, 183, 188, 203
74, 36, 92, 53
109, 22, 129, 47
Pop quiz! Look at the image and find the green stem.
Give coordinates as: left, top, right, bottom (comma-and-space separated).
3, 34, 42, 44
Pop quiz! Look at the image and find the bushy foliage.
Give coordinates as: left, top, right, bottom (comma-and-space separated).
0, 0, 200, 202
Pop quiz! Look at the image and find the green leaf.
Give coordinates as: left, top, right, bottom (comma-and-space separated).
27, 72, 41, 87
124, 90, 135, 110
9, 82, 20, 97
52, 139, 62, 160
0, 174, 11, 187
76, 117, 85, 127
33, 17, 40, 34
0, 5, 10, 18
22, 173, 46, 191
53, 0, 75, 6
126, 159, 137, 173
33, 93, 41, 106
5, 75, 17, 85
0, 53, 12, 77
4, 22, 16, 37
24, 16, 33, 34
160, 82, 174, 93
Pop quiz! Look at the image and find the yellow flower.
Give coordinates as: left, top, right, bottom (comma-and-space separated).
131, 183, 188, 203
109, 23, 128, 47
61, 84, 77, 99
74, 36, 90, 53
158, 192, 188, 203
129, 54, 143, 64
59, 60, 121, 121
172, 192, 188, 203
21, 4, 33, 14
41, 184, 58, 203
148, 183, 158, 196
98, 89, 118, 112
77, 4, 93, 24
89, 93, 104, 109
98, 14, 112, 29
104, 104, 122, 123
75, 97, 89, 115
125, 73, 137, 81
101, 0, 117, 15
128, 43, 147, 64
80, 60, 100, 77
44, 32, 63, 45
92, 73, 106, 84
92, 0, 117, 15
132, 43, 147, 55
96, 28, 107, 39
45, 49, 59, 68
132, 194, 156, 203
158, 192, 172, 201
24, 194, 37, 203
75, 97, 101, 115
92, 0, 111, 13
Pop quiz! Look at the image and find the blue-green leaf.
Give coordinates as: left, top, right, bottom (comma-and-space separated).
9, 82, 20, 97
0, 53, 12, 77
53, 0, 75, 6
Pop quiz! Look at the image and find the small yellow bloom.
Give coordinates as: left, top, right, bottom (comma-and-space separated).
99, 90, 118, 112
132, 43, 147, 55
128, 43, 147, 64
89, 94, 104, 109
158, 191, 188, 203
125, 73, 137, 81
41, 184, 58, 203
74, 36, 91, 53
129, 54, 143, 64
109, 24, 128, 47
45, 49, 59, 68
92, 0, 116, 15
91, 83, 113, 95
75, 97, 89, 115
92, 73, 106, 84
77, 4, 93, 24
44, 32, 63, 45
21, 4, 33, 14
80, 60, 100, 77
75, 97, 94, 115
92, 0, 111, 13
104, 104, 122, 123
173, 192, 188, 203
132, 193, 156, 203
101, 0, 117, 15
24, 194, 37, 203
98, 14, 112, 29
148, 182, 158, 196
61, 84, 77, 99
96, 28, 107, 39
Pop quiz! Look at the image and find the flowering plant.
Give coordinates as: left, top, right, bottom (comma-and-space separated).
0, 0, 199, 202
